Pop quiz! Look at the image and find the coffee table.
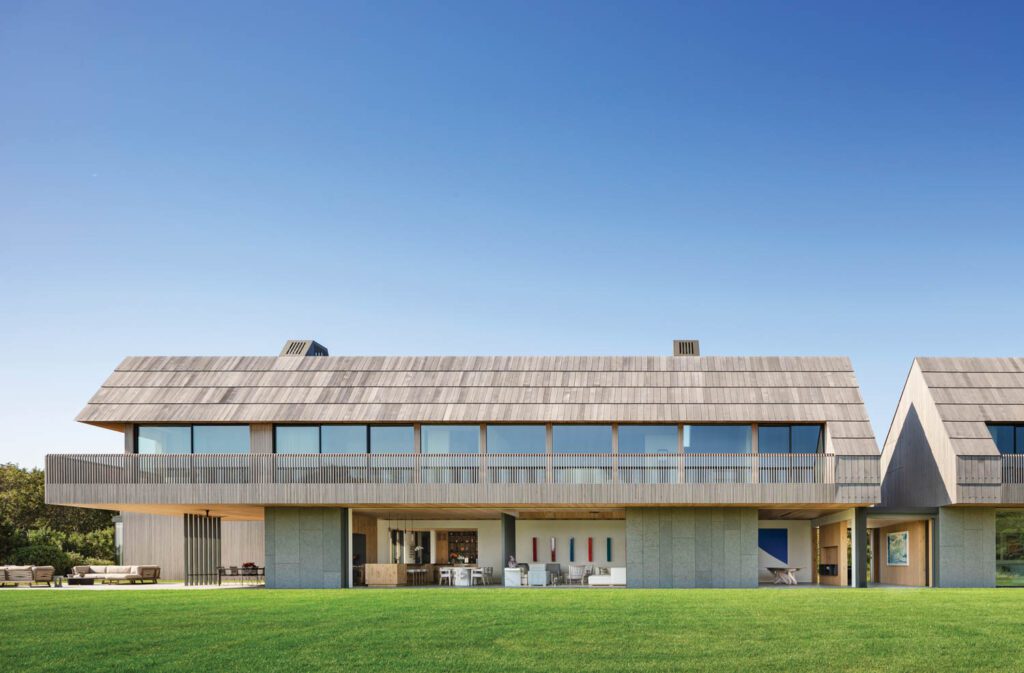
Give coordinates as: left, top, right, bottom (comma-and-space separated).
67, 577, 95, 586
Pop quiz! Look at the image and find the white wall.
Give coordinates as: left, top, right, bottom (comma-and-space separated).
516, 520, 626, 574
757, 520, 812, 583
374, 520, 503, 571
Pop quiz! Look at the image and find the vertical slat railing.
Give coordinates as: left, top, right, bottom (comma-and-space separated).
45, 452, 862, 486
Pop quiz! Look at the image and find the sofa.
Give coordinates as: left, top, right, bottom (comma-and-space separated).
72, 565, 161, 584
587, 567, 626, 586
0, 565, 56, 587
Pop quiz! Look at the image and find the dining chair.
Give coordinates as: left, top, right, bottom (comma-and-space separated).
439, 567, 453, 586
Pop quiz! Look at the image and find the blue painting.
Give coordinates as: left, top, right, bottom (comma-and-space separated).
758, 528, 788, 565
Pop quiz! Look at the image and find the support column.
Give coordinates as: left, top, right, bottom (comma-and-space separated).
851, 507, 867, 588
501, 513, 517, 566
184, 513, 222, 586
346, 508, 354, 589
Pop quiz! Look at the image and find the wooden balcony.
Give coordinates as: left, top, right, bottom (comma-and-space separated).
949, 455, 1024, 504
45, 452, 880, 508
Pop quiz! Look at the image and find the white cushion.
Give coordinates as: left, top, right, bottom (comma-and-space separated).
588, 567, 626, 586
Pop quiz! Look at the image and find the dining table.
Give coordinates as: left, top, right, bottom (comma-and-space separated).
447, 566, 474, 587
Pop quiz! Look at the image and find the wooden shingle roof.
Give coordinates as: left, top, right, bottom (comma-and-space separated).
77, 354, 878, 455
916, 357, 1024, 455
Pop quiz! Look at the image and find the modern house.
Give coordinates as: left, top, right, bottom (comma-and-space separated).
881, 357, 1024, 587
45, 340, 881, 588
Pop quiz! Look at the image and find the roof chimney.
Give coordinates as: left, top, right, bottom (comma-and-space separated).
672, 340, 700, 356
280, 340, 329, 357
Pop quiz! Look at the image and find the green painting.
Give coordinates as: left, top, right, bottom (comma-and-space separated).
887, 531, 909, 566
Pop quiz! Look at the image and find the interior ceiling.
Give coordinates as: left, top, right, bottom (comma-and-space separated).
97, 504, 866, 523
867, 516, 929, 528
355, 508, 626, 521
758, 508, 839, 520
105, 503, 265, 521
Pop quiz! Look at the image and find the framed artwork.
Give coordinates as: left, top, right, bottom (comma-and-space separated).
887, 531, 909, 566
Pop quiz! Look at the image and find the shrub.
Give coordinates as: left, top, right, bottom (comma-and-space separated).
26, 526, 67, 549
65, 551, 115, 570
66, 527, 115, 560
7, 544, 71, 574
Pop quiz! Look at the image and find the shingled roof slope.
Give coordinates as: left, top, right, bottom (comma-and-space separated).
77, 354, 878, 455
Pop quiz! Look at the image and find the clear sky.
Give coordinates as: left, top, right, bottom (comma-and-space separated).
2, 1, 1023, 468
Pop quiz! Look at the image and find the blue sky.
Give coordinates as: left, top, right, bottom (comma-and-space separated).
2, 1, 1023, 467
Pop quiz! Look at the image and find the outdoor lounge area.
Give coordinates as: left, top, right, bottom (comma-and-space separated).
0, 565, 55, 587
71, 564, 161, 584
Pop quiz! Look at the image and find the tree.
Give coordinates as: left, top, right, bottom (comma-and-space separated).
0, 463, 116, 570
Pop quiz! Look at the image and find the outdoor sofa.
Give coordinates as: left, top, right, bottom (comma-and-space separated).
587, 567, 626, 586
0, 565, 56, 587
72, 565, 161, 584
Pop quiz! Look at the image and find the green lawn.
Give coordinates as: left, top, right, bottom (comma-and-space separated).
4, 588, 1024, 672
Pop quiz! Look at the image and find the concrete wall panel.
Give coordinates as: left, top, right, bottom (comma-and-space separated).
265, 507, 347, 589
937, 507, 995, 587
626, 507, 757, 588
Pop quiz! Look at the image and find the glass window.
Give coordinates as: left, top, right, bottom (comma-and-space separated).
487, 425, 547, 454
757, 425, 823, 454
757, 426, 790, 454
1018, 427, 1024, 455
321, 425, 368, 454
792, 425, 823, 453
275, 426, 320, 454
990, 425, 1017, 454
684, 425, 752, 453
137, 426, 191, 454
997, 511, 1024, 586
421, 425, 480, 454
193, 425, 249, 453
370, 426, 415, 453
618, 425, 677, 454
552, 425, 612, 453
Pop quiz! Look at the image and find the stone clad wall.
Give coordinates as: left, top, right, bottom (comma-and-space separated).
626, 508, 758, 588
937, 507, 995, 587
265, 507, 348, 589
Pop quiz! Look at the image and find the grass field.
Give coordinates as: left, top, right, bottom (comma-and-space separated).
4, 588, 1024, 673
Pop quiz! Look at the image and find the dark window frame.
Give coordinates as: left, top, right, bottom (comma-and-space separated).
134, 424, 250, 454
989, 424, 1024, 455
756, 424, 825, 454
273, 424, 324, 454
682, 424, 754, 454
272, 424, 417, 454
